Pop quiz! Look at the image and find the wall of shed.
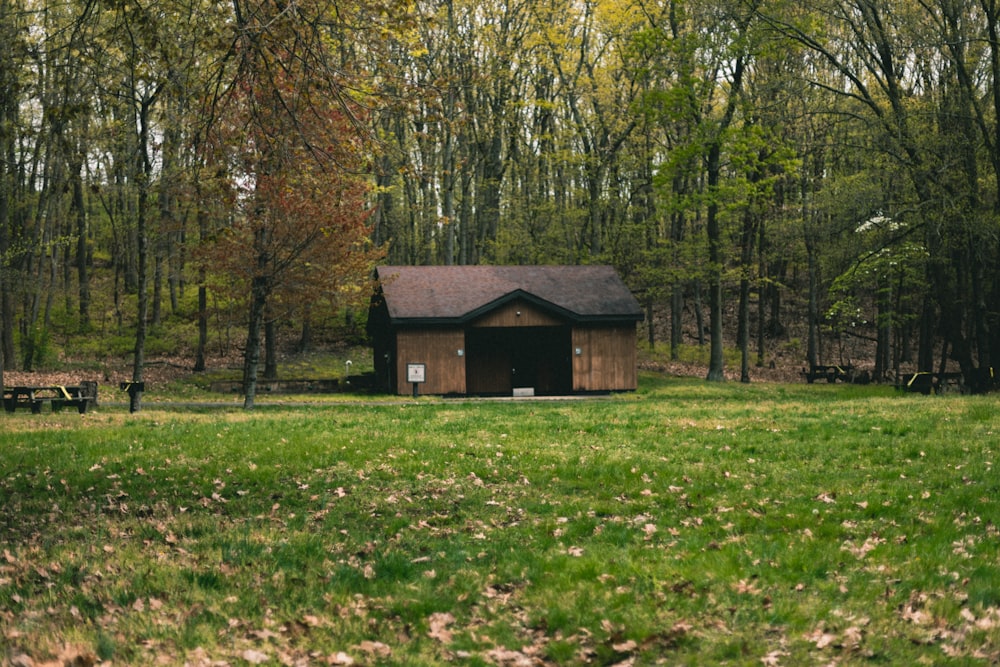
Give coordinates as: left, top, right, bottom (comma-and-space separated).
395, 328, 466, 395
572, 325, 638, 392
471, 299, 563, 328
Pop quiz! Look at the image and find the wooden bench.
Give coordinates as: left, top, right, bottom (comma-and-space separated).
3, 382, 99, 414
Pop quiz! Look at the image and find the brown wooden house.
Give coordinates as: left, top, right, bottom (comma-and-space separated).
367, 265, 643, 396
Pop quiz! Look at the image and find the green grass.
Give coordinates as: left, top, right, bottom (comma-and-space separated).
1, 374, 998, 665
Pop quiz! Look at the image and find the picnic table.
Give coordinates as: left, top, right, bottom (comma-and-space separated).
896, 372, 965, 395
801, 363, 857, 384
3, 382, 99, 414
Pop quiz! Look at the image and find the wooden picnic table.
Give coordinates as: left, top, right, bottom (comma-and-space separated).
3, 382, 98, 414
896, 372, 965, 395
802, 363, 855, 384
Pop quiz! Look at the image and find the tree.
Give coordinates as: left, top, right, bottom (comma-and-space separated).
638, 0, 757, 381
0, 0, 25, 392
759, 0, 999, 390
210, 0, 383, 409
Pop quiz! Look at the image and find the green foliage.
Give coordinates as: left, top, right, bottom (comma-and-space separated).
17, 326, 54, 369
826, 217, 929, 335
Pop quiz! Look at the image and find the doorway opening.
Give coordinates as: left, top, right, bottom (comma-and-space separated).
466, 326, 572, 395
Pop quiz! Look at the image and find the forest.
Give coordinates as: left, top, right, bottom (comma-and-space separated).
1, 0, 998, 406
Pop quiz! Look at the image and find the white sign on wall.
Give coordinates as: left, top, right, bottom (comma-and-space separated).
407, 363, 426, 384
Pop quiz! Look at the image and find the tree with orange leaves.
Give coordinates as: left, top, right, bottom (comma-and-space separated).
203, 0, 384, 409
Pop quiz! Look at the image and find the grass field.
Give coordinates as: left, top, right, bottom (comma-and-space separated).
1, 374, 998, 665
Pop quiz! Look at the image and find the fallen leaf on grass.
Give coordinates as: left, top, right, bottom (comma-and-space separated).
760, 650, 787, 666
805, 626, 837, 649
842, 625, 865, 650
37, 644, 98, 667
242, 649, 270, 664
8, 650, 34, 667
354, 640, 392, 658
733, 579, 762, 595
840, 536, 884, 559
484, 647, 537, 666
428, 612, 455, 643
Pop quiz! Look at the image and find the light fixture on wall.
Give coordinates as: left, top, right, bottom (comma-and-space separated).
575, 347, 583, 356
457, 349, 464, 356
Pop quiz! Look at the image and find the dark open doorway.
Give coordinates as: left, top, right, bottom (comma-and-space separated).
466, 326, 572, 395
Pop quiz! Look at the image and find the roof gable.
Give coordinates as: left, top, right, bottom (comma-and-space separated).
374, 265, 643, 324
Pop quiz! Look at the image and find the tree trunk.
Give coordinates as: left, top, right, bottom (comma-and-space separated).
670, 204, 685, 360
916, 290, 935, 373
130, 96, 156, 414
71, 155, 90, 332
298, 304, 313, 353
670, 284, 683, 360
242, 273, 269, 410
264, 315, 277, 380
705, 142, 725, 382
193, 179, 209, 372
642, 297, 652, 348
873, 286, 890, 382
755, 216, 769, 368
243, 211, 273, 410
0, 67, 9, 383
805, 236, 819, 370
194, 282, 208, 372
738, 206, 756, 383
0, 124, 6, 391
152, 247, 163, 327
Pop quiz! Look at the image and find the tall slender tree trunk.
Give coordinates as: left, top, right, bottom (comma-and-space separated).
194, 195, 208, 371
195, 280, 208, 372
297, 303, 313, 353
755, 215, 769, 368
70, 154, 90, 331
131, 95, 157, 414
0, 36, 10, 386
705, 142, 725, 382
264, 313, 277, 380
243, 208, 273, 409
738, 203, 757, 383
669, 201, 685, 360
873, 285, 891, 381
152, 247, 163, 326
0, 126, 6, 392
805, 237, 819, 370
243, 272, 270, 410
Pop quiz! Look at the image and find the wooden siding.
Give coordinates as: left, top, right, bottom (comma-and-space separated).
572, 325, 638, 392
395, 328, 466, 395
471, 299, 564, 328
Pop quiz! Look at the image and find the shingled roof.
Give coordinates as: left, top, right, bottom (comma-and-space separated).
374, 265, 643, 324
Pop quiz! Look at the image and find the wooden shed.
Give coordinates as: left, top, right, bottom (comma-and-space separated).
367, 265, 643, 396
